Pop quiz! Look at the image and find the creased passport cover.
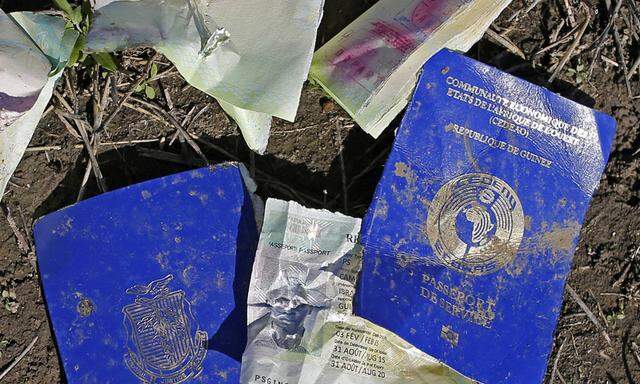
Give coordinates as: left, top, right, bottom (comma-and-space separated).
34, 164, 259, 384
355, 49, 616, 383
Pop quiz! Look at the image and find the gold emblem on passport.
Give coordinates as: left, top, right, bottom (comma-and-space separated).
122, 275, 207, 383
427, 173, 524, 275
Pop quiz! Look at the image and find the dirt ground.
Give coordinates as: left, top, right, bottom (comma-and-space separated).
0, 0, 639, 383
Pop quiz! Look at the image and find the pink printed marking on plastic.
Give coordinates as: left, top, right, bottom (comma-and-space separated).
370, 21, 416, 54
330, 44, 377, 83
328, 20, 419, 83
411, 0, 449, 31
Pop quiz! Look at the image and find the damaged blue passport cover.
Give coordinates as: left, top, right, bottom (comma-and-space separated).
355, 50, 616, 383
34, 164, 258, 384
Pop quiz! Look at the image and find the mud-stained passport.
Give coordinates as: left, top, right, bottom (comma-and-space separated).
34, 164, 259, 384
355, 49, 616, 383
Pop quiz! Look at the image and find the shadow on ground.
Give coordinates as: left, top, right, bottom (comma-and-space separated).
0, 0, 50, 12
34, 123, 396, 221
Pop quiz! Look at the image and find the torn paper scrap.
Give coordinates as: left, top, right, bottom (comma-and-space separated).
310, 0, 512, 138
0, 12, 78, 201
87, 0, 324, 153
217, 99, 272, 155
299, 314, 477, 384
0, 10, 51, 128
240, 198, 475, 384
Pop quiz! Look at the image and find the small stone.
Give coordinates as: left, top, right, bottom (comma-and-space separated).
320, 97, 336, 113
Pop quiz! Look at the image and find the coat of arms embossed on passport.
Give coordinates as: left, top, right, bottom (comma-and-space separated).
122, 275, 207, 383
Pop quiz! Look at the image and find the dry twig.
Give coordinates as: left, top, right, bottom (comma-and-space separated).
0, 337, 38, 381
535, 24, 579, 56
24, 145, 63, 152
26, 139, 163, 153
627, 0, 640, 28
123, 102, 172, 127
77, 160, 93, 202
549, 6, 590, 83
138, 147, 206, 167
613, 246, 639, 287
485, 28, 526, 59
169, 104, 208, 146
93, 70, 112, 131
632, 342, 640, 365
612, 22, 634, 97
550, 20, 567, 43
76, 120, 107, 193
101, 53, 159, 132
1, 203, 29, 254
628, 53, 640, 80
155, 104, 209, 165
588, 0, 624, 78
508, 0, 543, 22
550, 337, 567, 384
562, 0, 577, 27
601, 55, 620, 67
566, 284, 612, 345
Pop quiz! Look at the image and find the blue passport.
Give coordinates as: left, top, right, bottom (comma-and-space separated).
35, 164, 258, 384
355, 50, 616, 383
